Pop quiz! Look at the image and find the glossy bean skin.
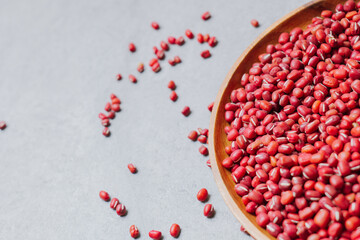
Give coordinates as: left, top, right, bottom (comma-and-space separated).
220, 2, 360, 238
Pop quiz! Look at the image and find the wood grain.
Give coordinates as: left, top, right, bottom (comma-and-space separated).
208, 0, 346, 239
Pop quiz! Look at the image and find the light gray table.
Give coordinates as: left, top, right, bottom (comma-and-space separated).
0, 0, 309, 239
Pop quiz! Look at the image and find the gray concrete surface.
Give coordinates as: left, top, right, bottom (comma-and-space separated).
0, 0, 309, 239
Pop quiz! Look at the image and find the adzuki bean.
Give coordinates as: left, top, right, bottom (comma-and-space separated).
0, 121, 6, 130
99, 190, 110, 201
221, 2, 360, 239
197, 188, 208, 202
170, 223, 181, 238
127, 164, 137, 174
203, 203, 214, 217
149, 230, 162, 240
201, 11, 211, 20
129, 225, 139, 238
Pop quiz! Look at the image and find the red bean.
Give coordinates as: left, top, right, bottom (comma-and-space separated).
137, 63, 144, 73
181, 106, 191, 116
149, 230, 162, 240
0, 120, 7, 131
197, 188, 208, 202
256, 212, 269, 227
156, 50, 165, 60
160, 41, 169, 51
127, 164, 137, 174
129, 43, 136, 52
129, 225, 139, 239
248, 190, 264, 204
176, 36, 185, 46
330, 175, 344, 189
201, 50, 211, 59
328, 222, 343, 238
116, 73, 122, 80
266, 222, 281, 237
201, 11, 211, 20
129, 74, 137, 83
208, 37, 217, 47
188, 130, 198, 141
174, 56, 181, 63
345, 216, 360, 231
203, 204, 214, 217
170, 223, 181, 238
151, 22, 159, 30
167, 37, 176, 45
110, 198, 119, 209
102, 127, 110, 137
152, 62, 161, 72
116, 203, 126, 216
185, 29, 194, 39
314, 209, 330, 229
199, 145, 208, 156
167, 80, 176, 90
251, 19, 259, 27
170, 91, 178, 101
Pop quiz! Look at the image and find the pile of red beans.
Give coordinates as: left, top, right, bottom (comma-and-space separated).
223, 1, 360, 239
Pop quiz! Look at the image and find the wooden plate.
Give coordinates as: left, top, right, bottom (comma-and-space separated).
208, 0, 344, 239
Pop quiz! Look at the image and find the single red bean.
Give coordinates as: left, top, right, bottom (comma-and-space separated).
256, 212, 269, 227
156, 50, 165, 60
137, 63, 144, 73
330, 175, 344, 189
328, 222, 343, 238
129, 225, 139, 239
176, 36, 185, 46
345, 216, 360, 231
201, 50, 211, 59
0, 121, 7, 130
266, 222, 281, 237
149, 230, 162, 240
251, 19, 259, 27
198, 135, 207, 143
160, 41, 169, 51
116, 203, 126, 216
170, 223, 181, 238
174, 56, 181, 63
197, 33, 204, 43
201, 11, 211, 20
168, 36, 176, 44
168, 80, 176, 90
129, 43, 136, 52
314, 209, 330, 228
185, 29, 194, 39
199, 145, 208, 156
208, 36, 217, 47
170, 91, 178, 101
151, 21, 159, 30
111, 104, 120, 112
197, 188, 208, 202
152, 62, 161, 72
235, 183, 249, 196
116, 73, 122, 80
101, 119, 110, 127
181, 106, 191, 116
203, 204, 214, 217
102, 127, 110, 137
127, 164, 137, 174
248, 190, 264, 204
188, 130, 198, 141
129, 74, 137, 83
110, 198, 119, 209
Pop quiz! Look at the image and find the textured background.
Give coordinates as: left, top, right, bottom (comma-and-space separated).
0, 0, 309, 239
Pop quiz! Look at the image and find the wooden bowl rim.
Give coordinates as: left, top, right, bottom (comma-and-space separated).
208, 0, 328, 239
